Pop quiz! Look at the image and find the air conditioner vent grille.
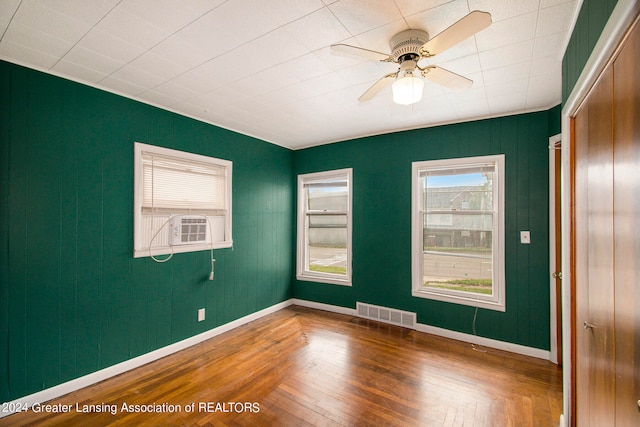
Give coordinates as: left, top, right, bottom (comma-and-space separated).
356, 302, 416, 329
170, 215, 210, 246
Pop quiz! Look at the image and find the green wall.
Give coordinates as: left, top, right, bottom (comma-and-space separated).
562, 0, 618, 103
548, 104, 562, 136
0, 61, 294, 402
293, 111, 556, 350
1, 52, 571, 402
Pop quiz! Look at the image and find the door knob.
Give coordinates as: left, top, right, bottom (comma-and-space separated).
583, 321, 595, 330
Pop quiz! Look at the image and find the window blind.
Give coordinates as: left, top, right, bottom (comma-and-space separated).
141, 152, 226, 212
419, 163, 495, 177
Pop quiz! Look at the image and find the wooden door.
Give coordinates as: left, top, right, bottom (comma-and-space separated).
572, 15, 640, 426
573, 64, 615, 427
613, 16, 640, 426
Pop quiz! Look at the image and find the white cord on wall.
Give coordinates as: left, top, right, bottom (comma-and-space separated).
471, 306, 487, 353
208, 217, 215, 281
148, 216, 174, 263
147, 156, 175, 262
209, 255, 215, 281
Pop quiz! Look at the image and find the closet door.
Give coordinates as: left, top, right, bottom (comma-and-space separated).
613, 17, 640, 426
573, 65, 615, 427
573, 16, 640, 426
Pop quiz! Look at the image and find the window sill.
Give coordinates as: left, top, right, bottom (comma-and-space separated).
412, 288, 505, 312
296, 274, 352, 286
134, 240, 233, 258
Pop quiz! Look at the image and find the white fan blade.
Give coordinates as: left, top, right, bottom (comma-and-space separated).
421, 11, 492, 56
423, 66, 473, 91
358, 73, 397, 102
331, 43, 393, 62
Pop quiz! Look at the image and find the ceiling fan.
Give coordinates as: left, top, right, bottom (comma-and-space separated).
331, 11, 492, 105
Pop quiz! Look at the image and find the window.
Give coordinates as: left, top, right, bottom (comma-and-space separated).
297, 169, 352, 285
133, 142, 232, 258
411, 155, 505, 311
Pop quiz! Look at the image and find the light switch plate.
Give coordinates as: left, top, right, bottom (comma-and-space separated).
520, 231, 531, 244
198, 308, 205, 322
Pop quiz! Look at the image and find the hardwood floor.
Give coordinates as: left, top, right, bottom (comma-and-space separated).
0, 306, 562, 426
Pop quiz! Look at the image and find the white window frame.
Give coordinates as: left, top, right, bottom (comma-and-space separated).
133, 142, 232, 258
411, 155, 505, 311
296, 168, 352, 286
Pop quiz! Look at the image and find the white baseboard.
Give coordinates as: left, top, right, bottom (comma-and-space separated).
415, 323, 551, 360
294, 299, 551, 361
0, 299, 293, 418
291, 298, 356, 316
558, 414, 566, 427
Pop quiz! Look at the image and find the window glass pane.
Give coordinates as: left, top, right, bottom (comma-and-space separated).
421, 169, 494, 296
297, 168, 352, 285
422, 223, 493, 295
424, 171, 493, 211
306, 214, 347, 276
305, 179, 349, 211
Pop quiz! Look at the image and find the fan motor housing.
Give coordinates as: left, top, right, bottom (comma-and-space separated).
389, 29, 429, 62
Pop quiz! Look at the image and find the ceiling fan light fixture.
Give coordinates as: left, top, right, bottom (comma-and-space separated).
392, 74, 424, 105
333, 11, 491, 105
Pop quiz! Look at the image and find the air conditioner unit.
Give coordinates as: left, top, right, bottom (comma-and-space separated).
169, 215, 210, 246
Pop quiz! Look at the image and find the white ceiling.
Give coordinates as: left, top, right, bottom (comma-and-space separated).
0, 0, 579, 149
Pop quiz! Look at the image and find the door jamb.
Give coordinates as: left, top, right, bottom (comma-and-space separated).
549, 133, 562, 365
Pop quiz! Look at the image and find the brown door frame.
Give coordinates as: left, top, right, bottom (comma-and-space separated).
548, 133, 562, 365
